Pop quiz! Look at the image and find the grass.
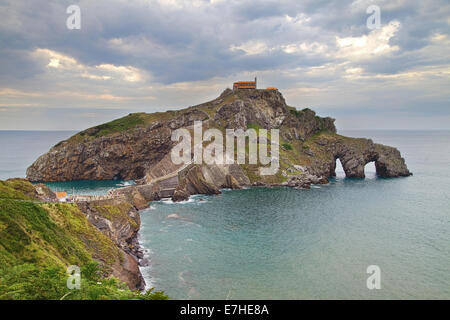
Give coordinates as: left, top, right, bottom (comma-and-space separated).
94, 203, 138, 229
64, 111, 180, 143
0, 180, 35, 200
80, 113, 146, 138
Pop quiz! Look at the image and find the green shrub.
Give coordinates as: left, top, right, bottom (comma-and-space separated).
282, 143, 293, 150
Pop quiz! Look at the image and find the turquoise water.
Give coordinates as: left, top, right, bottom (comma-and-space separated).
138, 131, 450, 299
41, 180, 136, 196
0, 130, 449, 299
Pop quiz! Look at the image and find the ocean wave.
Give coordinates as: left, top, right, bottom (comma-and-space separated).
159, 198, 192, 204
139, 247, 156, 291
158, 196, 207, 205
116, 180, 136, 187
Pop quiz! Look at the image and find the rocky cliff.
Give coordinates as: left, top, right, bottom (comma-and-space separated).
27, 88, 411, 201
76, 198, 146, 290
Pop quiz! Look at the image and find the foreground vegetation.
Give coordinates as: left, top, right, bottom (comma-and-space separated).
0, 179, 168, 300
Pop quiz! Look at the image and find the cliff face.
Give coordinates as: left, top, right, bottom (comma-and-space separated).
26, 110, 208, 182
76, 199, 145, 290
26, 88, 411, 201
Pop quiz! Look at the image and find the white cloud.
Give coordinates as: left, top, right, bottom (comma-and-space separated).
32, 48, 146, 83
96, 64, 143, 82
34, 48, 77, 70
344, 67, 364, 79
230, 40, 328, 56
230, 40, 274, 55
282, 42, 328, 55
284, 13, 310, 25
336, 21, 401, 60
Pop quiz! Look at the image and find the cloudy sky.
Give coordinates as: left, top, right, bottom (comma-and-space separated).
0, 0, 449, 130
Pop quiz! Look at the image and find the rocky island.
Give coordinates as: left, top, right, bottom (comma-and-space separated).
27, 88, 411, 205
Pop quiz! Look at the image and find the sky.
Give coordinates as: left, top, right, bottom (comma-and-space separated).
0, 0, 449, 131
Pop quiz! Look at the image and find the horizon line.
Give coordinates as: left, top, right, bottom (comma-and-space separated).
1, 129, 450, 132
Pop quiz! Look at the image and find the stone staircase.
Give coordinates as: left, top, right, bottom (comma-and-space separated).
147, 162, 192, 199
157, 175, 179, 198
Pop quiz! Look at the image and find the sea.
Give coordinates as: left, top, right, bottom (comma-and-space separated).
0, 130, 449, 299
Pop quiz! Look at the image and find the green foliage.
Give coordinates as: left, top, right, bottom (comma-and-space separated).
0, 192, 168, 300
289, 108, 301, 117
0, 263, 168, 300
289, 107, 314, 118
0, 264, 67, 300
81, 262, 102, 282
140, 288, 170, 300
281, 143, 293, 150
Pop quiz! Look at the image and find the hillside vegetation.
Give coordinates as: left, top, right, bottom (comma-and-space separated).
0, 179, 167, 300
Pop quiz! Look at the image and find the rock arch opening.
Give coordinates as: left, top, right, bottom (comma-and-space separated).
333, 157, 346, 178
332, 155, 379, 179
364, 161, 377, 178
